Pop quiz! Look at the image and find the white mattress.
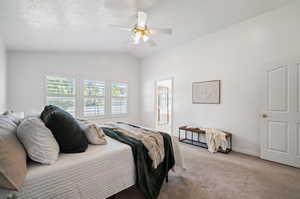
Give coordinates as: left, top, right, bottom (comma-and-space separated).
0, 137, 135, 199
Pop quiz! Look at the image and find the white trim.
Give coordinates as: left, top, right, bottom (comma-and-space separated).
106, 80, 112, 117
155, 77, 174, 135
233, 146, 260, 157
47, 94, 76, 98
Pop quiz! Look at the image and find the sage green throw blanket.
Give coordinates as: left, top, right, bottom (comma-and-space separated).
102, 124, 175, 199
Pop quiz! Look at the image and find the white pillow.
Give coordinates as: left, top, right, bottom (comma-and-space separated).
79, 121, 107, 145
17, 117, 60, 165
3, 111, 23, 125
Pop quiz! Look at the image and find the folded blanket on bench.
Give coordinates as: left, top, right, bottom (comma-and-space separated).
201, 128, 228, 153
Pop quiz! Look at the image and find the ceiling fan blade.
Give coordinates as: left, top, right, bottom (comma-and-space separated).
108, 24, 132, 32
150, 28, 172, 35
146, 37, 157, 47
137, 11, 148, 28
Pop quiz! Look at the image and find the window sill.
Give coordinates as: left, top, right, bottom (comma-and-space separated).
77, 114, 128, 121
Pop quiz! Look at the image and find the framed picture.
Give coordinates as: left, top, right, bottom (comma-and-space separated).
192, 80, 220, 104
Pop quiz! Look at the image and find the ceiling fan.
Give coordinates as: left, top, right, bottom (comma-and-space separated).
108, 11, 172, 47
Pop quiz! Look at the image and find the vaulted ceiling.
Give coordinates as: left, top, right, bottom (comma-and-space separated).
0, 0, 295, 58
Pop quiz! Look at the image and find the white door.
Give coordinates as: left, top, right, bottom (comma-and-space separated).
261, 61, 300, 168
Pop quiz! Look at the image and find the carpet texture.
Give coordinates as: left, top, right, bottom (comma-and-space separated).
116, 143, 300, 199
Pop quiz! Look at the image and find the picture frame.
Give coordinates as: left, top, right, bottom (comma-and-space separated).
192, 80, 221, 104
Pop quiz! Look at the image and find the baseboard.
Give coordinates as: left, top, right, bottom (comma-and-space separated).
232, 146, 260, 157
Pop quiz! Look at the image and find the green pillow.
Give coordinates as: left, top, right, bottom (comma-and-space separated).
40, 105, 88, 153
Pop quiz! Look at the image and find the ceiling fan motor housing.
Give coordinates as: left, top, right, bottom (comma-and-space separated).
133, 26, 150, 36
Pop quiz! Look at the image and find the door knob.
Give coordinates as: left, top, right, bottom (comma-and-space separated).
261, 114, 268, 118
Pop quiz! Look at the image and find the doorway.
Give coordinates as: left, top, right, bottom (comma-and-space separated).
155, 78, 173, 134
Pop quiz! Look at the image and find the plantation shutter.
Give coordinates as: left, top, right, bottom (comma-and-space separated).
83, 80, 105, 117
111, 82, 128, 115
46, 76, 76, 116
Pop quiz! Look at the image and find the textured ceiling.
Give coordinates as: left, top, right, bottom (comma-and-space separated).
0, 0, 295, 58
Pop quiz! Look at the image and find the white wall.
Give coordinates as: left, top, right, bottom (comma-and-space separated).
140, 2, 300, 156
8, 51, 140, 123
0, 36, 6, 113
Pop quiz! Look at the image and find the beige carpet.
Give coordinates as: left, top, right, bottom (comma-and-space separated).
116, 143, 300, 199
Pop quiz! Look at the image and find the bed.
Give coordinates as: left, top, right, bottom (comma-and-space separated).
0, 122, 184, 199
0, 137, 135, 199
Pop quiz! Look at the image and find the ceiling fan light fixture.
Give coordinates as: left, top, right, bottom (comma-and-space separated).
143, 35, 149, 42
132, 31, 142, 44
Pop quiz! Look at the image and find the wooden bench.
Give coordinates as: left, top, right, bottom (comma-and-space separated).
178, 126, 232, 153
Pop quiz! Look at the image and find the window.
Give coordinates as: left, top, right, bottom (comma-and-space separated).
45, 77, 129, 118
83, 80, 105, 117
46, 76, 76, 115
111, 82, 128, 115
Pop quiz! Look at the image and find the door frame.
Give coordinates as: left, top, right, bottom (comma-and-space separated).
155, 77, 174, 135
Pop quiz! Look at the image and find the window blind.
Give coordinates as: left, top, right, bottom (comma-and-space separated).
83, 80, 105, 117
111, 82, 128, 115
46, 76, 76, 115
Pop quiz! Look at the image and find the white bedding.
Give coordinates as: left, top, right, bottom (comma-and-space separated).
99, 123, 185, 171
0, 137, 135, 199
0, 125, 185, 199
